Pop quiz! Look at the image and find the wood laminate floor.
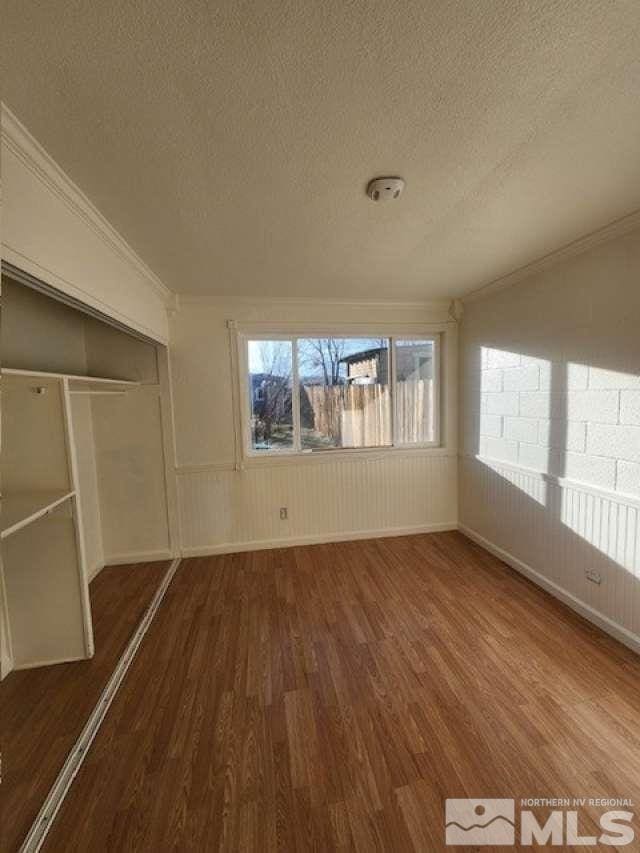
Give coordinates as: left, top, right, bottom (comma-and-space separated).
0, 560, 170, 853
10, 533, 640, 851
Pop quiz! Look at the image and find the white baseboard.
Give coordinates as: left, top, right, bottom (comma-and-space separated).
459, 523, 640, 657
104, 549, 174, 567
181, 521, 458, 558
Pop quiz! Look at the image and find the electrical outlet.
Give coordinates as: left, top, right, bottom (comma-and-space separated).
585, 569, 602, 585
279, 507, 288, 520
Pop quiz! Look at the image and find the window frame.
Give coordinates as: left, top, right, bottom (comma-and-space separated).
238, 330, 442, 459
392, 336, 441, 449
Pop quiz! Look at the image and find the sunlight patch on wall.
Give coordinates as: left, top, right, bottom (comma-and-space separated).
475, 346, 640, 498
471, 345, 640, 573
475, 346, 551, 504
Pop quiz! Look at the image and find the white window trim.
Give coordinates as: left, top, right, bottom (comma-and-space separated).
236, 327, 443, 462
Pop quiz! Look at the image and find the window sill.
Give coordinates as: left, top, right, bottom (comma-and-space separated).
175, 447, 457, 476
241, 444, 454, 468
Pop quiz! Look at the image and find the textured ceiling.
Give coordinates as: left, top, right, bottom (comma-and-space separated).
2, 1, 640, 300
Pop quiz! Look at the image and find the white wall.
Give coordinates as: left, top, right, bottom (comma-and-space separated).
92, 387, 174, 564
1, 277, 89, 374
171, 298, 458, 554
459, 224, 640, 652
1, 106, 172, 344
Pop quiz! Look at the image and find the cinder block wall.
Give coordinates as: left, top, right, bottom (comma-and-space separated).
475, 356, 640, 494
459, 225, 640, 650
461, 227, 640, 495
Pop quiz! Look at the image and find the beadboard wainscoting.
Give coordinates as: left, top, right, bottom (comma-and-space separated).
460, 454, 640, 653
178, 451, 457, 555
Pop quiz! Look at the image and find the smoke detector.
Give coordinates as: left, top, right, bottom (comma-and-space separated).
367, 177, 405, 201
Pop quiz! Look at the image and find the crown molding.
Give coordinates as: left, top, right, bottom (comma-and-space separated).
1, 103, 172, 304
175, 292, 451, 312
463, 208, 640, 304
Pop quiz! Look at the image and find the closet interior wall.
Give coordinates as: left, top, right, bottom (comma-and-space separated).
0, 274, 177, 677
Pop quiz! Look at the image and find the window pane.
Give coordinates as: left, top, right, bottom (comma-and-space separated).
248, 340, 293, 451
394, 339, 435, 444
297, 338, 391, 449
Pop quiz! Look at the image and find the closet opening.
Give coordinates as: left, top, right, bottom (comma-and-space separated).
1, 266, 178, 679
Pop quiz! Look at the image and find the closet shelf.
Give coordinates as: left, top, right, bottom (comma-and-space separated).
1, 491, 76, 539
3, 368, 140, 391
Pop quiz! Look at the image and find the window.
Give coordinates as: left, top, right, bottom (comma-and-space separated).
247, 339, 294, 451
243, 334, 440, 454
394, 339, 437, 445
298, 337, 391, 450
